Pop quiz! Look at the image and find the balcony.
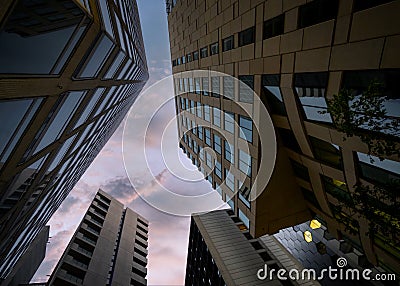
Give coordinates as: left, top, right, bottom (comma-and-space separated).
89, 207, 106, 219
76, 232, 97, 246
57, 269, 83, 285
71, 243, 93, 257
65, 255, 89, 270
82, 223, 100, 235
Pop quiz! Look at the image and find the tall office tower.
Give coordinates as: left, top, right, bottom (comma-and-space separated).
167, 0, 400, 275
185, 209, 319, 286
47, 190, 149, 286
0, 0, 148, 281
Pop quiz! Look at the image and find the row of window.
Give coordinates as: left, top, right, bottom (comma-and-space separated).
182, 128, 253, 179
179, 99, 253, 143
175, 75, 254, 103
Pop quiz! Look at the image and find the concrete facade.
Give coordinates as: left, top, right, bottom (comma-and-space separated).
167, 0, 400, 275
48, 190, 148, 286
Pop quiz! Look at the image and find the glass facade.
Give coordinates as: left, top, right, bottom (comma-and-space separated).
0, 0, 148, 280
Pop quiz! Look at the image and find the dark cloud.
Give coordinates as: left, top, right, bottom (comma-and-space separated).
100, 176, 136, 202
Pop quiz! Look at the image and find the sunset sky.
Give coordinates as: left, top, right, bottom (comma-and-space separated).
32, 1, 223, 284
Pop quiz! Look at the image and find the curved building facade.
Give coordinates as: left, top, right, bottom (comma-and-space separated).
0, 0, 148, 281
167, 0, 400, 276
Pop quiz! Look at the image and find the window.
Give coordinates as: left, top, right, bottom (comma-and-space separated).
199, 147, 204, 160
342, 69, 400, 136
239, 150, 252, 177
213, 107, 221, 127
225, 141, 234, 164
301, 188, 321, 211
193, 141, 198, 154
188, 78, 194, 92
193, 50, 199, 60
214, 134, 221, 154
196, 102, 202, 118
309, 136, 343, 169
239, 75, 254, 103
0, 98, 42, 163
104, 51, 125, 79
177, 57, 181, 65
198, 126, 203, 140
357, 152, 400, 186
205, 128, 211, 146
238, 27, 255, 47
227, 196, 235, 210
0, 0, 85, 74
298, 0, 339, 29
190, 100, 195, 114
238, 180, 251, 208
239, 116, 253, 143
224, 112, 235, 133
225, 169, 235, 191
206, 152, 213, 168
182, 56, 186, 64
277, 128, 301, 153
353, 0, 394, 12
263, 14, 284, 39
172, 59, 177, 67
211, 77, 220, 97
222, 35, 234, 52
204, 105, 210, 122
289, 159, 310, 182
210, 42, 219, 55
187, 53, 192, 62
79, 33, 114, 78
195, 78, 201, 94
223, 76, 235, 99
200, 47, 208, 58
215, 160, 222, 178
294, 72, 332, 123
238, 209, 250, 229
321, 175, 352, 204
202, 77, 209, 96
262, 74, 286, 115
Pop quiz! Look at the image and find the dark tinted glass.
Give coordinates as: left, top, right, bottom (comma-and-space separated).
222, 36, 234, 51
298, 0, 338, 28
238, 27, 255, 47
0, 0, 85, 74
263, 14, 284, 39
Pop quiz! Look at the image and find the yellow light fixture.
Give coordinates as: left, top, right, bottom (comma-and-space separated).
304, 231, 313, 243
310, 219, 322, 230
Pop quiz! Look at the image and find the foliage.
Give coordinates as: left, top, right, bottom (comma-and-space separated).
338, 180, 400, 243
323, 81, 400, 160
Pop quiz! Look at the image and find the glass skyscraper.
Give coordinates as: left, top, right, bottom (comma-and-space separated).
0, 0, 148, 281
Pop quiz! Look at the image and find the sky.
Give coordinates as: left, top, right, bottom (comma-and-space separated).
32, 1, 224, 285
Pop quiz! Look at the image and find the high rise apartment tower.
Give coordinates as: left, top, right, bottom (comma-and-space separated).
48, 190, 149, 286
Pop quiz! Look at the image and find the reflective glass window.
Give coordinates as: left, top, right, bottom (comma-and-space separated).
224, 112, 235, 134
294, 72, 331, 123
214, 134, 221, 154
202, 77, 209, 96
225, 141, 234, 164
238, 27, 255, 47
213, 107, 221, 127
79, 33, 114, 78
215, 160, 222, 178
357, 152, 400, 186
309, 136, 342, 169
223, 76, 234, 100
239, 75, 254, 103
211, 77, 220, 97
48, 134, 77, 172
74, 88, 105, 128
205, 129, 211, 146
204, 105, 210, 122
239, 115, 253, 143
0, 0, 84, 74
238, 209, 250, 228
99, 0, 114, 37
200, 47, 208, 58
104, 51, 125, 79
262, 74, 286, 115
298, 0, 338, 28
0, 99, 34, 158
210, 42, 219, 55
263, 14, 284, 39
239, 150, 252, 177
33, 91, 86, 154
225, 169, 234, 191
222, 36, 234, 52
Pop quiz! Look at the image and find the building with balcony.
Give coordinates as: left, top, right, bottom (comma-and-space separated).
185, 209, 320, 286
47, 190, 149, 286
0, 0, 148, 281
167, 0, 400, 275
